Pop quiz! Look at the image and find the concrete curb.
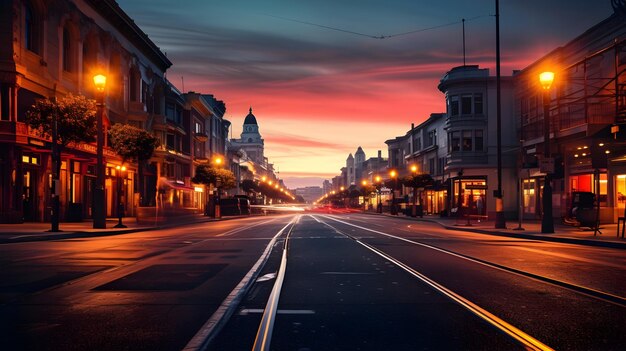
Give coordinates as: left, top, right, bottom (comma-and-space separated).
359, 211, 626, 250
0, 215, 251, 244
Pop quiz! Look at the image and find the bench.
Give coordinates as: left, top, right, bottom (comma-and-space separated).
463, 214, 488, 226
618, 217, 625, 238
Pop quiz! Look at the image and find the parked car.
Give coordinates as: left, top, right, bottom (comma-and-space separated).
220, 198, 241, 216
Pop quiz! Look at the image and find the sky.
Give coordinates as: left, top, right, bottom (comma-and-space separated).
117, 0, 614, 189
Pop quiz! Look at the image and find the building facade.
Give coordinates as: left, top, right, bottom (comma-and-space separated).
0, 0, 172, 223
515, 11, 626, 223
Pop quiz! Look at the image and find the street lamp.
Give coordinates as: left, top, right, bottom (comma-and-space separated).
212, 155, 224, 219
361, 180, 368, 211
540, 71, 555, 233
93, 74, 107, 229
375, 175, 382, 213
389, 169, 398, 215
410, 165, 418, 217
114, 165, 127, 228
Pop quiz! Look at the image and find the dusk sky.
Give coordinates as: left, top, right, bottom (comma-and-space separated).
117, 0, 613, 189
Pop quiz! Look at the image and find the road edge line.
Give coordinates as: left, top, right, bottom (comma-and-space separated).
182, 217, 296, 351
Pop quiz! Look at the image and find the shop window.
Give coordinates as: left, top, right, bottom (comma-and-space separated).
523, 179, 536, 214
617, 175, 626, 211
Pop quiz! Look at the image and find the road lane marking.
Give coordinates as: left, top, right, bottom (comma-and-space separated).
313, 215, 554, 351
252, 215, 300, 351
182, 216, 298, 351
240, 309, 315, 315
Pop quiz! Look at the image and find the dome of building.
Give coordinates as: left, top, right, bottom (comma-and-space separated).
244, 107, 258, 125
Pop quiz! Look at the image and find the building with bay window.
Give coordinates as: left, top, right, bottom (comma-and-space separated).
438, 65, 518, 219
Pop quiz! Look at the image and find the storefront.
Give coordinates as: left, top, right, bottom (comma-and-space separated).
450, 176, 487, 216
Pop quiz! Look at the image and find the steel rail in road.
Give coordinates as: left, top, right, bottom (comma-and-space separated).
321, 214, 626, 307
315, 215, 554, 351
251, 215, 300, 351
184, 215, 299, 351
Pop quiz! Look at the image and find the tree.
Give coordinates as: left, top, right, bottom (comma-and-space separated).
26, 94, 97, 231
108, 123, 160, 206
192, 165, 236, 190
402, 173, 434, 217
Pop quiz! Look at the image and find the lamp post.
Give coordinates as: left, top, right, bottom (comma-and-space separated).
540, 71, 555, 233
361, 179, 368, 211
389, 169, 398, 215
114, 165, 127, 228
494, 0, 506, 229
93, 74, 107, 229
375, 175, 382, 213
213, 155, 224, 219
410, 164, 418, 217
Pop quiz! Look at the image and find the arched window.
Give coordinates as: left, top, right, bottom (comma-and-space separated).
62, 27, 72, 72
24, 2, 40, 54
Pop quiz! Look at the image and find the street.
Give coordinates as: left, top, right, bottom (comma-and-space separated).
1, 214, 625, 350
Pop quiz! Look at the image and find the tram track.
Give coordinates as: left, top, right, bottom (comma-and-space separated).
315, 215, 554, 351
320, 214, 626, 308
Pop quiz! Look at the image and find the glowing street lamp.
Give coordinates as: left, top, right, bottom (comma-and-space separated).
375, 175, 382, 213
540, 71, 555, 233
93, 73, 107, 229
389, 169, 398, 215
410, 165, 418, 217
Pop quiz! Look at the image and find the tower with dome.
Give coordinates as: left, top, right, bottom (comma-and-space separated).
230, 107, 265, 167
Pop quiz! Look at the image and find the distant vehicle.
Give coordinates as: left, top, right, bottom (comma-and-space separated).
220, 198, 241, 216
236, 196, 251, 215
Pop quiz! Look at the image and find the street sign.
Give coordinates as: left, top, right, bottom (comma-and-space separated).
539, 157, 554, 174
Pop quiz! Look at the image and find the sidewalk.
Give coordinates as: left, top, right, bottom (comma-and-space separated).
372, 211, 626, 250
0, 215, 221, 244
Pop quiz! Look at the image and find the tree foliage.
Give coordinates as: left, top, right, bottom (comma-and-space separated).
192, 165, 236, 190
26, 94, 97, 147
108, 123, 159, 162
402, 173, 434, 189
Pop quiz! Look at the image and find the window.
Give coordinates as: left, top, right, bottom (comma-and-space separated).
428, 158, 435, 174
62, 27, 72, 72
462, 131, 472, 151
165, 103, 175, 121
24, 3, 40, 54
195, 122, 202, 134
414, 136, 421, 151
474, 94, 483, 114
449, 95, 459, 116
475, 130, 484, 151
461, 95, 472, 114
1, 84, 9, 120
166, 133, 175, 149
427, 130, 436, 147
438, 157, 446, 175
450, 131, 460, 152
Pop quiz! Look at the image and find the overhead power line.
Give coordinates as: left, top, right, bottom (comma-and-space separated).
263, 13, 490, 40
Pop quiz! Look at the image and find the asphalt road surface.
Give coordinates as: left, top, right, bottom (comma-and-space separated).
2, 213, 625, 350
